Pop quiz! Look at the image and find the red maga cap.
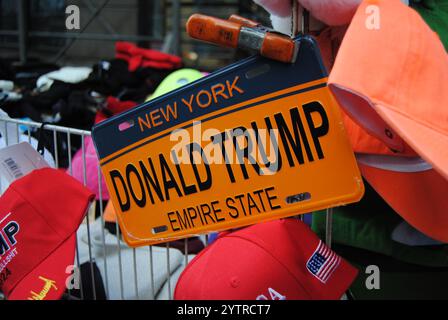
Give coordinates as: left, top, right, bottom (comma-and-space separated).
0, 168, 94, 300
174, 219, 358, 300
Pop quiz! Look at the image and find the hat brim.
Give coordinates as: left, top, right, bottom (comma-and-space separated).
147, 69, 203, 102
359, 162, 448, 243
374, 103, 448, 181
8, 235, 76, 300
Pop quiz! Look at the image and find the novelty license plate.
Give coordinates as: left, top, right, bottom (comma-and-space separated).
92, 36, 364, 247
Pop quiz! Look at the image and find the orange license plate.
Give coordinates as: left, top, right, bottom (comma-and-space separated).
93, 36, 364, 247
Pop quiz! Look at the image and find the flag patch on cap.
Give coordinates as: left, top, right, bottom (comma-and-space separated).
306, 240, 340, 283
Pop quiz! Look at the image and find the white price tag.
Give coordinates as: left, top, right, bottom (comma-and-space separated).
0, 142, 50, 184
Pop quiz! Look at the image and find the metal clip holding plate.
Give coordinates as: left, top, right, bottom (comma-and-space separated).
186, 14, 299, 64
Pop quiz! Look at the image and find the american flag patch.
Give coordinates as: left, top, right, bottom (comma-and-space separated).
306, 240, 341, 283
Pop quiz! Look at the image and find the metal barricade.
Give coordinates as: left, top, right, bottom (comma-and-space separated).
0, 117, 333, 300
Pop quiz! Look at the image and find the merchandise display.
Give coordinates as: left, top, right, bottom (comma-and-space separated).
328, 0, 448, 242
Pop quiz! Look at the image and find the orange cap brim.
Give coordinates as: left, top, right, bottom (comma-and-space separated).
359, 163, 448, 243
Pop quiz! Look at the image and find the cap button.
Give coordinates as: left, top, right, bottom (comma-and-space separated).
230, 276, 240, 288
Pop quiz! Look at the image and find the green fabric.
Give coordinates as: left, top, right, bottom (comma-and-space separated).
312, 183, 448, 268
411, 0, 448, 50
334, 245, 448, 300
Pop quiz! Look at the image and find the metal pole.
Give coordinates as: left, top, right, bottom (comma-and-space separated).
153, 0, 164, 39
138, 0, 152, 48
325, 208, 333, 248
172, 0, 181, 56
17, 0, 28, 65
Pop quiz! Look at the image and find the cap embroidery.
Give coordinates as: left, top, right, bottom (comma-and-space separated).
28, 276, 58, 300
256, 287, 286, 300
306, 240, 340, 283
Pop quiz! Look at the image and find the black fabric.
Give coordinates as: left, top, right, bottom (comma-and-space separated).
95, 200, 109, 219
24, 80, 72, 112
12, 61, 59, 90
1, 100, 42, 121
68, 261, 107, 300
86, 59, 138, 97
0, 58, 14, 81
30, 129, 80, 169
104, 221, 121, 236
85, 59, 176, 103
36, 122, 50, 156
0, 58, 177, 135
54, 91, 97, 130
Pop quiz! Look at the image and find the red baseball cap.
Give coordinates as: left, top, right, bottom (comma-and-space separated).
174, 219, 358, 300
0, 168, 94, 300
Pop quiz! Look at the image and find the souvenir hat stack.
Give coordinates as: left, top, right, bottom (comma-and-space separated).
328, 0, 448, 242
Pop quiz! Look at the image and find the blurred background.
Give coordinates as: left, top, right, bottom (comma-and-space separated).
0, 0, 270, 71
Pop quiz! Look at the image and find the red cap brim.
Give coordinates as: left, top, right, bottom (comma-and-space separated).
8, 235, 76, 300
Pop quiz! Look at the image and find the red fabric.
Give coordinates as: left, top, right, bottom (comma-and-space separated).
106, 96, 137, 115
174, 219, 358, 300
0, 168, 94, 300
115, 41, 182, 71
95, 97, 137, 124
95, 112, 108, 124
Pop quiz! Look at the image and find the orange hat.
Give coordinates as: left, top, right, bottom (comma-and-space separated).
343, 115, 448, 242
328, 0, 448, 242
329, 0, 448, 180
103, 200, 117, 223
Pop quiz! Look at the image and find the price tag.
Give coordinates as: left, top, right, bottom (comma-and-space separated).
0, 142, 50, 184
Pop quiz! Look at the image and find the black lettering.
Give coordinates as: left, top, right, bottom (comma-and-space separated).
200, 203, 216, 225
211, 201, 225, 222
110, 170, 130, 212
4, 222, 19, 245
247, 193, 261, 215
253, 189, 267, 212
188, 143, 212, 191
231, 126, 260, 180
234, 194, 248, 216
126, 164, 146, 208
159, 153, 183, 201
176, 209, 191, 230
140, 158, 164, 204
265, 187, 281, 210
187, 207, 199, 228
252, 120, 282, 173
171, 151, 197, 196
275, 107, 314, 167
167, 212, 180, 231
0, 234, 9, 256
211, 132, 235, 183
303, 101, 329, 159
226, 197, 239, 219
